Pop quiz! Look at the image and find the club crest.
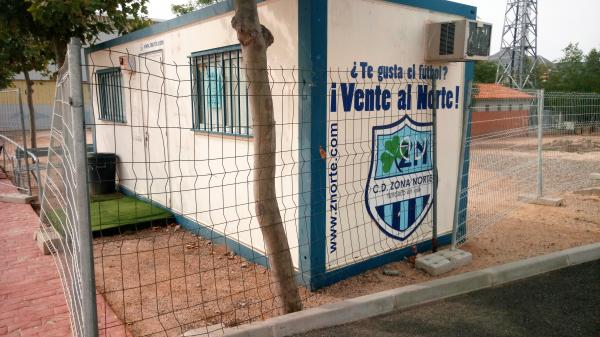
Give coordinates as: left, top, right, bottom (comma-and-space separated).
365, 115, 434, 241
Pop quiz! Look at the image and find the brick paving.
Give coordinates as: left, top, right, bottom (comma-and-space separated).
0, 173, 131, 337
0, 174, 71, 337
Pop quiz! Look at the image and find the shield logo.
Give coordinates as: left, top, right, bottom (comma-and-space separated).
365, 115, 434, 241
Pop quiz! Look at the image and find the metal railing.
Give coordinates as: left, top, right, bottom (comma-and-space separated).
0, 88, 43, 197
0, 133, 42, 196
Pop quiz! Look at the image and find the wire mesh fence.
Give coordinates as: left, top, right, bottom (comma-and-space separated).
454, 85, 600, 243
86, 52, 440, 337
38, 39, 98, 337
39, 39, 451, 337
36, 39, 600, 337
0, 89, 42, 195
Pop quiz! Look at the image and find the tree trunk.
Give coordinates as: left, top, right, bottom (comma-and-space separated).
23, 71, 37, 149
231, 0, 302, 314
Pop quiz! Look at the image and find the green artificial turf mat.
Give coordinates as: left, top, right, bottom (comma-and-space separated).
90, 194, 172, 231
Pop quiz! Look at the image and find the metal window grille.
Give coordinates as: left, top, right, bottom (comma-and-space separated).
190, 45, 251, 135
95, 67, 125, 122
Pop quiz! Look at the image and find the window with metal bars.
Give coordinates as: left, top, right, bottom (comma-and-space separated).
190, 45, 251, 136
95, 67, 125, 123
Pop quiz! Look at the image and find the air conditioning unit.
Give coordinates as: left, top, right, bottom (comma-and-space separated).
119, 55, 136, 72
426, 20, 492, 62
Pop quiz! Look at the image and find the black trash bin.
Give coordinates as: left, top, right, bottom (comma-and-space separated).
87, 153, 118, 195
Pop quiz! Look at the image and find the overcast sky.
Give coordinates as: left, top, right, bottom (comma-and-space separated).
147, 0, 600, 61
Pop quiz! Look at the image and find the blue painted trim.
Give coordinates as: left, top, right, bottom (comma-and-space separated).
382, 0, 476, 19
297, 0, 328, 290
87, 1, 264, 53
458, 61, 475, 240
118, 185, 269, 267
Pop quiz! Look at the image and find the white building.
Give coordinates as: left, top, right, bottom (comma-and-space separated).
86, 0, 480, 289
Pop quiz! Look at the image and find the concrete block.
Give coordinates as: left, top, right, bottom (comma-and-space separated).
518, 194, 565, 206
35, 227, 63, 255
0, 193, 36, 204
439, 249, 473, 267
415, 253, 453, 276
415, 249, 472, 276
488, 252, 569, 286
565, 243, 600, 266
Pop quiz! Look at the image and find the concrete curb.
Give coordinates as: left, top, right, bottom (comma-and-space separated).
0, 192, 36, 204
203, 243, 600, 337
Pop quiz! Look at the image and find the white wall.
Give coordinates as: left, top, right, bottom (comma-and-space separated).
326, 0, 467, 270
88, 0, 301, 266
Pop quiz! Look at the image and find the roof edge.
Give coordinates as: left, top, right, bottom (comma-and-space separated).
87, 0, 264, 53
383, 0, 477, 19
87, 0, 475, 54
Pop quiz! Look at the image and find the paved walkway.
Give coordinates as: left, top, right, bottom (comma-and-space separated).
0, 173, 131, 337
0, 174, 71, 337
296, 260, 600, 337
0, 171, 131, 337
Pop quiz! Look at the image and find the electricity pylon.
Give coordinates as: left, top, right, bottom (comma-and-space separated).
496, 0, 538, 89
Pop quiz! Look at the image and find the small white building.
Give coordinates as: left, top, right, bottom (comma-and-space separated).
86, 0, 483, 289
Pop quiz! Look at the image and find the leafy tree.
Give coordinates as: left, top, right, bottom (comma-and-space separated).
474, 61, 498, 83
231, 0, 302, 314
26, 0, 150, 66
1, 0, 150, 148
0, 55, 15, 90
583, 48, 600, 93
0, 0, 53, 147
541, 43, 600, 93
172, 0, 217, 16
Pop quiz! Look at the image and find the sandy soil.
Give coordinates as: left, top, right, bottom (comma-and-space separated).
92, 136, 600, 337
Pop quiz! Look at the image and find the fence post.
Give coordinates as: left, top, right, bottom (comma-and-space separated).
536, 89, 544, 198
451, 81, 473, 250
68, 37, 98, 337
17, 89, 32, 196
